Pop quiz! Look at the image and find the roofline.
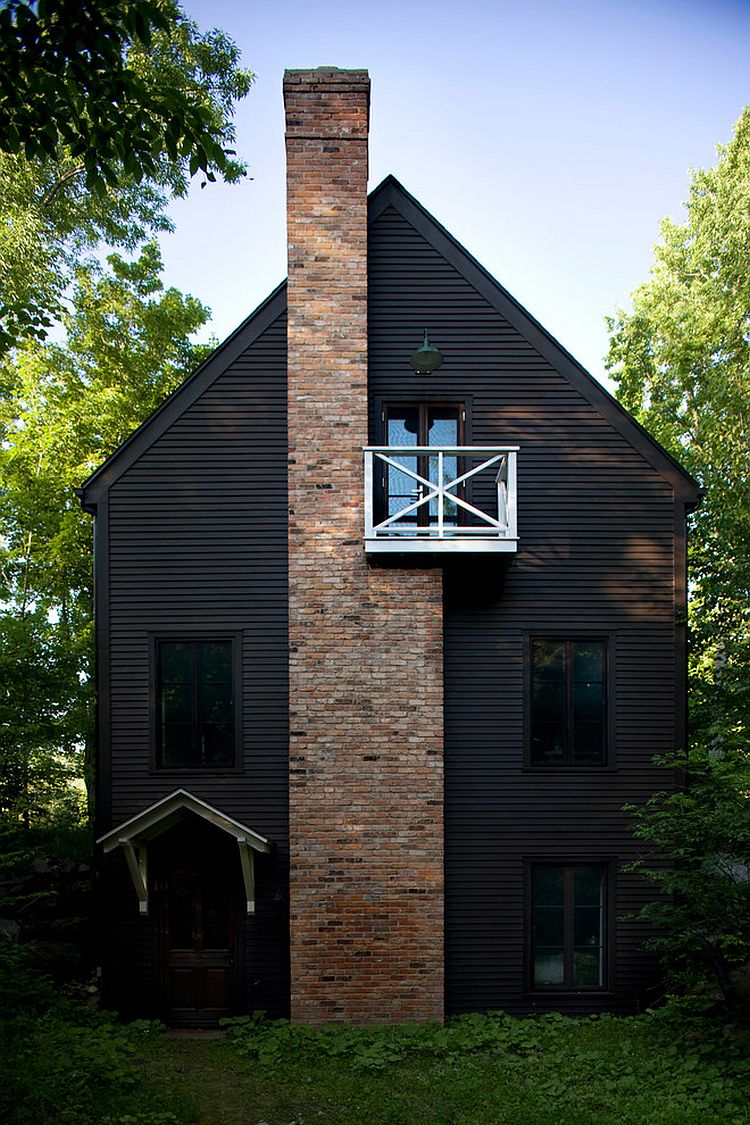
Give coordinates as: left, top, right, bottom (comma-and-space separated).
78, 174, 699, 506
368, 175, 700, 503
96, 787, 271, 852
79, 279, 287, 509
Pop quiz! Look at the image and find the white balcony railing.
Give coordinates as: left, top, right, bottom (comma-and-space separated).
364, 446, 519, 554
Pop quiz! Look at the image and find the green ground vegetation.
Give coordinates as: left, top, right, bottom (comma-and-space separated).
2, 986, 749, 1125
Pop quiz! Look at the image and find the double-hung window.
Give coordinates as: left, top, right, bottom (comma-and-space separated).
154, 638, 237, 769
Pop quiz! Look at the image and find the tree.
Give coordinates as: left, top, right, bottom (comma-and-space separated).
626, 748, 750, 1002
0, 245, 211, 822
608, 108, 750, 997
0, 0, 251, 192
607, 107, 750, 751
0, 0, 253, 351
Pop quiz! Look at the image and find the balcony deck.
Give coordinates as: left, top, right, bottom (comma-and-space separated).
364, 446, 519, 555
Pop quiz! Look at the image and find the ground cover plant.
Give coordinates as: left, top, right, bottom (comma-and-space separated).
3, 973, 749, 1125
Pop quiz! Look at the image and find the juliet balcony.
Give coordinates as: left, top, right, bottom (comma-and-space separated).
363, 445, 519, 554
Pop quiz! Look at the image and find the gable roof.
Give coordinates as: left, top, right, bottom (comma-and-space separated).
78, 176, 699, 509
97, 788, 271, 852
78, 279, 287, 510
368, 176, 699, 503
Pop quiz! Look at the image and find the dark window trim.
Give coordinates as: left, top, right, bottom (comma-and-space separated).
524, 859, 616, 995
371, 393, 474, 446
523, 633, 616, 771
149, 632, 243, 774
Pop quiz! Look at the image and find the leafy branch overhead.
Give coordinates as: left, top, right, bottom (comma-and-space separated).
0, 0, 254, 193
0, 0, 252, 354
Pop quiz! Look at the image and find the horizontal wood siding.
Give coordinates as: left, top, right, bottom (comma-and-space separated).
368, 205, 680, 1014
103, 313, 289, 1017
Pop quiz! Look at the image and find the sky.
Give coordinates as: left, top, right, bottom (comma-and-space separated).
160, 0, 750, 389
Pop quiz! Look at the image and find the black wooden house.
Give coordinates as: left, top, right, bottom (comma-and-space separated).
79, 69, 699, 1026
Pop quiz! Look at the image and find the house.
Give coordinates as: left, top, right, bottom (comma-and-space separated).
78, 68, 700, 1027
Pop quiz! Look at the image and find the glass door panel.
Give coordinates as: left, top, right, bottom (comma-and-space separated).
383, 404, 462, 530
427, 407, 459, 525
386, 406, 420, 526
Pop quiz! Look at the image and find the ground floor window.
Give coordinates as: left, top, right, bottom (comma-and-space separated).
530, 863, 607, 989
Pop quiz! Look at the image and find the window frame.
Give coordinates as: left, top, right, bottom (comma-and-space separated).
523, 634, 615, 770
525, 860, 615, 995
149, 633, 243, 774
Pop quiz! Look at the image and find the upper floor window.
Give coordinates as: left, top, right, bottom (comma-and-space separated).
530, 639, 607, 766
155, 638, 237, 769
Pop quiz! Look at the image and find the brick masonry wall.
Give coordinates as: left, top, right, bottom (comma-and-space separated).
285, 68, 445, 1024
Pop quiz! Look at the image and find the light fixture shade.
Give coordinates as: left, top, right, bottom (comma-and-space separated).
409, 330, 444, 374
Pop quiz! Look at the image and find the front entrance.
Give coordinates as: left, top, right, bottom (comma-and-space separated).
152, 818, 242, 1026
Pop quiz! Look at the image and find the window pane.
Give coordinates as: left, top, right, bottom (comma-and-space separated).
200, 641, 232, 682
200, 683, 232, 724
161, 722, 194, 768
201, 722, 234, 767
574, 906, 601, 947
160, 642, 191, 683
572, 641, 604, 682
573, 948, 602, 987
574, 867, 604, 906
534, 949, 564, 987
572, 721, 606, 765
427, 408, 459, 446
533, 681, 565, 722
162, 683, 191, 725
573, 681, 604, 722
534, 866, 564, 907
532, 640, 564, 681
530, 723, 566, 765
534, 906, 564, 945
387, 408, 420, 445
531, 675, 565, 764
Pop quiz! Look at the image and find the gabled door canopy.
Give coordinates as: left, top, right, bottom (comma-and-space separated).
97, 789, 271, 916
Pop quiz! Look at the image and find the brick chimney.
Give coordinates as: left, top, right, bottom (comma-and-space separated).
285, 68, 444, 1024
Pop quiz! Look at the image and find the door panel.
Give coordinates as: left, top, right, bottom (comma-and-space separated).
152, 819, 242, 1026
382, 404, 463, 527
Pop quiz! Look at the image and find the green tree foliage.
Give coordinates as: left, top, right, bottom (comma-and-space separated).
0, 245, 210, 821
608, 108, 750, 996
626, 749, 750, 1002
0, 0, 251, 189
607, 107, 750, 750
0, 0, 253, 351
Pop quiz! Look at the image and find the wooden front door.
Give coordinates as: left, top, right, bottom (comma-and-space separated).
153, 819, 242, 1026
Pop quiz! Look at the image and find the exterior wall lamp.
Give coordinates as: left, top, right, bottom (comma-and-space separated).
409, 330, 444, 374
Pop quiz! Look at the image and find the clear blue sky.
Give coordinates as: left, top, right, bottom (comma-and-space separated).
162, 0, 750, 387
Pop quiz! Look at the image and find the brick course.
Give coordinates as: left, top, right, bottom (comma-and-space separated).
285, 67, 445, 1024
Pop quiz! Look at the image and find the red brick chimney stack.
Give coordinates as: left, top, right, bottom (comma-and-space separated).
285, 67, 445, 1025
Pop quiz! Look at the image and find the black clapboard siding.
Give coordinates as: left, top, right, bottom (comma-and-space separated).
101, 312, 290, 1018
368, 202, 683, 1014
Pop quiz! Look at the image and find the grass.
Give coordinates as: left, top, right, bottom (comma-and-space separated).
3, 998, 750, 1123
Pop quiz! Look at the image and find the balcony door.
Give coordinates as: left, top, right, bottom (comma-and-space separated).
383, 403, 463, 529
